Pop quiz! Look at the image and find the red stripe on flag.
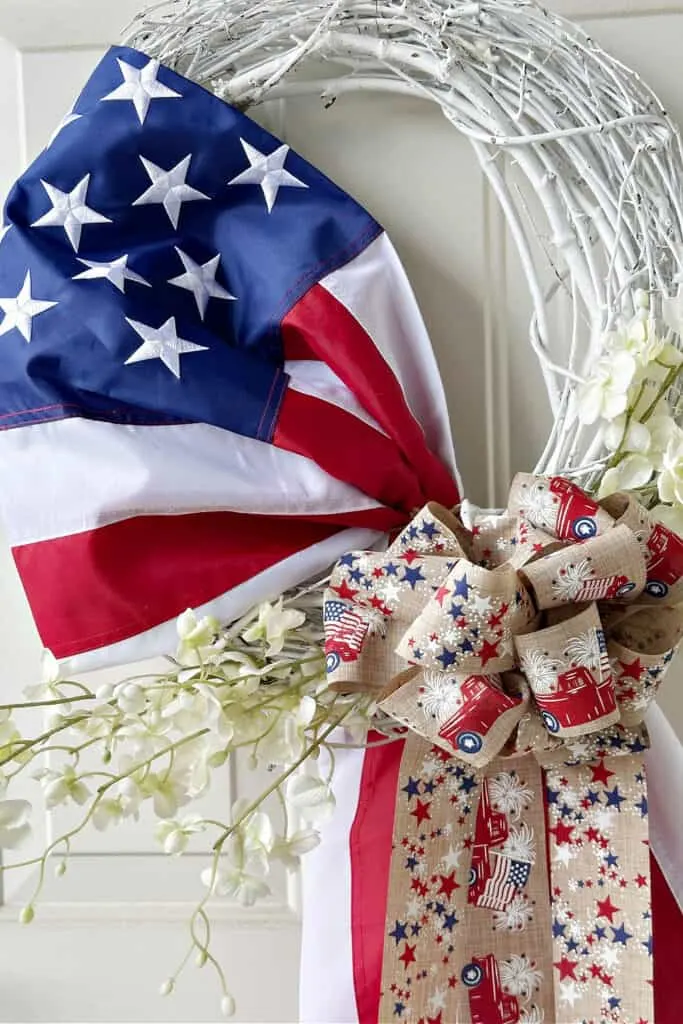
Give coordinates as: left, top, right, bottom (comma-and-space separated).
350, 733, 405, 1024
652, 851, 683, 1022
12, 507, 399, 659
274, 387, 428, 515
282, 284, 459, 508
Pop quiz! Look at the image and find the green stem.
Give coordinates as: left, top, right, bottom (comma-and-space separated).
0, 694, 92, 712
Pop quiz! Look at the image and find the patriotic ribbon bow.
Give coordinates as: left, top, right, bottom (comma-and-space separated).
324, 474, 683, 768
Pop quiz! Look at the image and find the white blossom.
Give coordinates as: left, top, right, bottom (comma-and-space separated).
0, 798, 32, 849
242, 599, 306, 655
578, 351, 637, 424
155, 813, 206, 854
42, 764, 90, 809
201, 863, 270, 907
286, 774, 335, 825
658, 431, 683, 505
271, 829, 321, 869
23, 649, 63, 702
651, 502, 683, 536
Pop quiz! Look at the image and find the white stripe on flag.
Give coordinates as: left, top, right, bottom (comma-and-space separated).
320, 232, 459, 486
285, 360, 388, 436
300, 734, 364, 1024
0, 417, 385, 546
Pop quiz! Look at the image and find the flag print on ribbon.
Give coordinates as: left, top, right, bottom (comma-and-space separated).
323, 474, 683, 1022
0, 46, 458, 671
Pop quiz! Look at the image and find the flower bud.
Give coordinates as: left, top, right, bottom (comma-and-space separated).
159, 978, 175, 997
55, 860, 67, 878
207, 750, 228, 768
95, 682, 115, 702
195, 949, 208, 968
19, 905, 34, 924
220, 994, 236, 1018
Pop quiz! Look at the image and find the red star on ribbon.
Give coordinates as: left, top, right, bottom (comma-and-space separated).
399, 943, 416, 968
554, 957, 579, 980
634, 873, 648, 888
435, 585, 450, 607
618, 657, 645, 681
479, 638, 500, 666
437, 872, 459, 899
550, 821, 574, 845
400, 549, 421, 564
410, 799, 432, 825
596, 896, 620, 922
331, 579, 359, 601
590, 759, 615, 787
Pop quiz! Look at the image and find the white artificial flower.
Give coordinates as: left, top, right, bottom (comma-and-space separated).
0, 798, 32, 849
92, 796, 128, 831
141, 770, 192, 819
651, 503, 683, 536
200, 864, 270, 907
42, 764, 90, 809
605, 312, 665, 368
230, 800, 275, 863
596, 453, 653, 499
271, 829, 321, 870
603, 415, 651, 455
255, 697, 316, 767
286, 774, 335, 826
155, 813, 206, 855
23, 649, 62, 702
114, 682, 148, 716
242, 599, 306, 655
578, 352, 636, 424
0, 710, 20, 750
658, 432, 683, 505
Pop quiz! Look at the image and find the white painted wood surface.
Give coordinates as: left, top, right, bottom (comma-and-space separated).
0, 3, 681, 1021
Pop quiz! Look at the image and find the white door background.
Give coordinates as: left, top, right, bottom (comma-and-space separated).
0, 2, 682, 1021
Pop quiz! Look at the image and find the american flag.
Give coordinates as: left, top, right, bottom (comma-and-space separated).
0, 47, 458, 670
323, 599, 370, 661
476, 852, 532, 911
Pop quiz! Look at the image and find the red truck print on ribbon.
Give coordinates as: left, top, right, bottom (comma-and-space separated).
535, 665, 616, 734
644, 521, 683, 598
437, 676, 520, 757
461, 955, 521, 1024
468, 778, 533, 911
550, 477, 601, 541
323, 599, 369, 672
566, 572, 635, 602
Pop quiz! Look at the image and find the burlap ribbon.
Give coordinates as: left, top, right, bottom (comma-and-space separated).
324, 475, 683, 1024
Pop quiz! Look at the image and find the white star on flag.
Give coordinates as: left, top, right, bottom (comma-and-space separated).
133, 155, 209, 230
47, 111, 82, 148
0, 271, 57, 343
124, 315, 208, 379
102, 57, 181, 125
32, 174, 111, 252
73, 254, 151, 293
228, 140, 308, 213
168, 247, 235, 319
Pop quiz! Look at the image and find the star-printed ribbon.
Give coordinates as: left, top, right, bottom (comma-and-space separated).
324, 475, 683, 1023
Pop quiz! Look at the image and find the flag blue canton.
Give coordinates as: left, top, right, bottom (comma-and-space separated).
0, 46, 380, 439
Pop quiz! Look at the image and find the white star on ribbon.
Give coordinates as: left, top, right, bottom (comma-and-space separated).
31, 174, 111, 252
472, 593, 493, 615
228, 140, 308, 213
559, 981, 581, 1008
124, 315, 208, 379
0, 271, 57, 343
168, 248, 235, 319
440, 844, 463, 872
73, 255, 151, 293
133, 155, 209, 230
47, 111, 82, 148
552, 843, 575, 868
102, 57, 181, 125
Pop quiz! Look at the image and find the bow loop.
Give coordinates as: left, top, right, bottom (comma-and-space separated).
324, 475, 683, 768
